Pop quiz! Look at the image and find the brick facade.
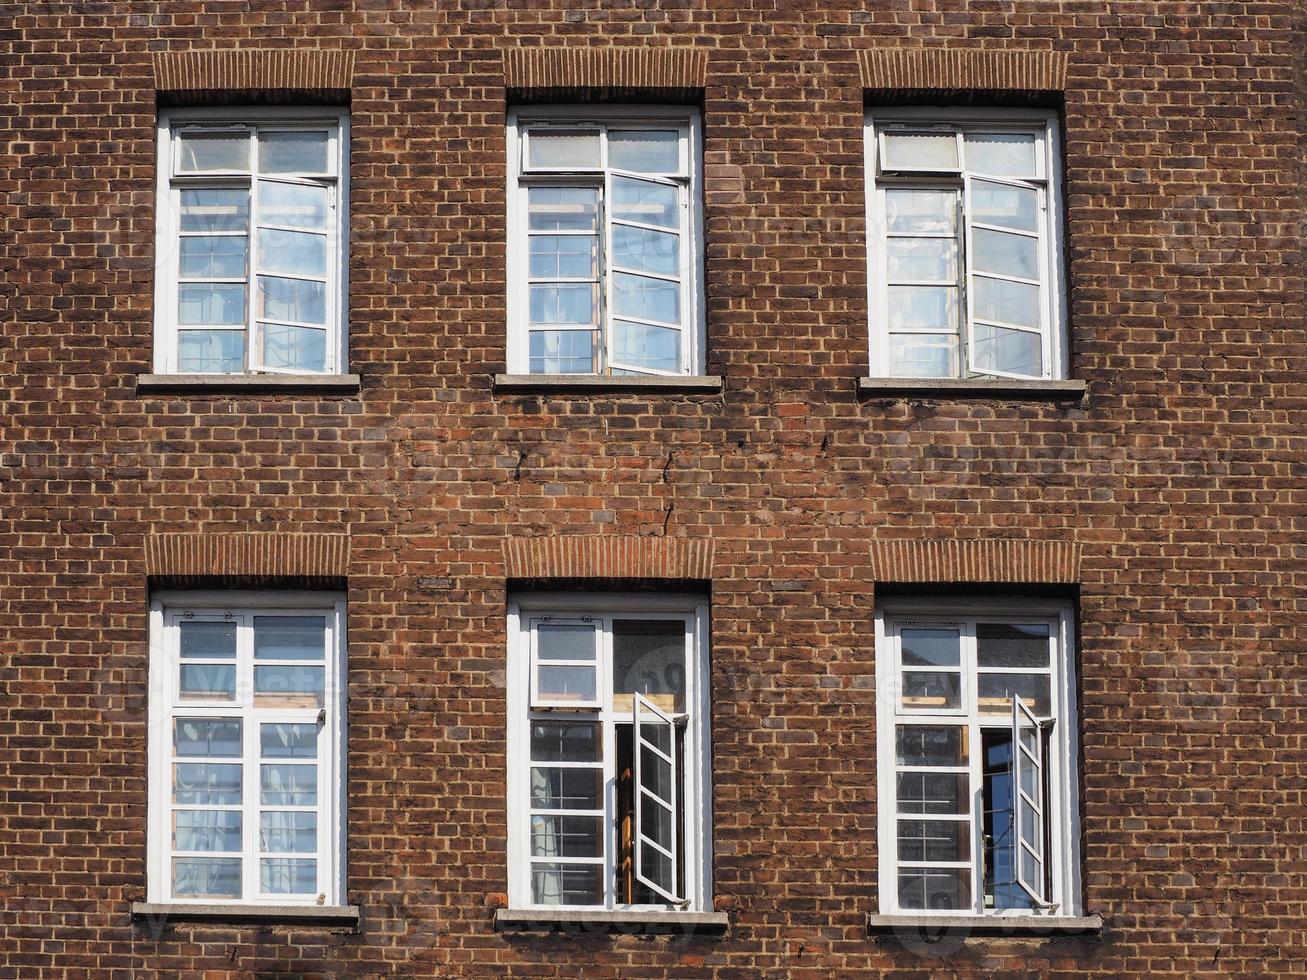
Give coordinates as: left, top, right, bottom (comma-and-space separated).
0, 1, 1303, 977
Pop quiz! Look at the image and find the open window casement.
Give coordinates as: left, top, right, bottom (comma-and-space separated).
1012, 694, 1053, 909
633, 693, 685, 906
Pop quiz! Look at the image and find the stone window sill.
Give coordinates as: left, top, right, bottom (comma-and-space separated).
857, 377, 1087, 401
866, 913, 1103, 938
130, 901, 360, 929
135, 374, 362, 395
494, 374, 724, 395
493, 908, 730, 936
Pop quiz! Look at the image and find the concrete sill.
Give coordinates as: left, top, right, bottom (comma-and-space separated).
867, 913, 1103, 938
494, 374, 724, 395
130, 902, 360, 929
136, 374, 362, 395
494, 908, 730, 936
858, 377, 1087, 401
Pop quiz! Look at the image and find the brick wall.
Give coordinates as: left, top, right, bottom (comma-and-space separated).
0, 1, 1303, 976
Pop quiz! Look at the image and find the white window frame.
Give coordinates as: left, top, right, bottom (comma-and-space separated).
506, 593, 712, 912
864, 108, 1068, 380
505, 106, 706, 376
146, 591, 347, 906
874, 598, 1082, 918
153, 107, 350, 375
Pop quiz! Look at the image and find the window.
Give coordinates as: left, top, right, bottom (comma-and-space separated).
874, 600, 1082, 917
147, 593, 345, 905
865, 109, 1066, 380
154, 109, 349, 375
506, 595, 711, 911
506, 108, 705, 376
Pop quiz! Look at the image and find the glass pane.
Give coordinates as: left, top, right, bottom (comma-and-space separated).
885, 188, 956, 235
888, 333, 957, 378
260, 323, 327, 372
531, 767, 602, 810
612, 224, 679, 277
257, 228, 327, 278
178, 131, 249, 172
178, 663, 236, 699
178, 284, 245, 325
257, 276, 326, 325
180, 622, 236, 659
612, 272, 680, 324
611, 320, 681, 374
640, 844, 675, 896
529, 283, 597, 325
901, 671, 961, 711
530, 814, 603, 858
972, 227, 1039, 280
1020, 846, 1040, 890
529, 235, 598, 279
260, 811, 317, 853
887, 285, 957, 331
886, 238, 957, 282
254, 665, 325, 705
973, 276, 1040, 329
528, 330, 595, 374
611, 176, 677, 229
258, 131, 329, 175
260, 764, 318, 806
971, 180, 1039, 233
531, 863, 602, 906
529, 130, 601, 169
897, 819, 970, 863
527, 187, 598, 231
965, 133, 1037, 178
260, 723, 319, 759
173, 857, 242, 898
609, 130, 680, 173
180, 189, 249, 234
260, 857, 317, 894
536, 665, 597, 704
897, 868, 970, 911
177, 329, 245, 374
530, 721, 600, 763
884, 131, 958, 169
977, 673, 1051, 716
173, 762, 242, 805
896, 726, 967, 767
640, 792, 675, 851
612, 620, 685, 705
900, 628, 960, 668
174, 719, 241, 757
537, 623, 596, 662
179, 236, 247, 279
1019, 750, 1039, 800
972, 322, 1043, 377
896, 772, 969, 815
254, 616, 326, 660
977, 623, 1050, 669
639, 719, 673, 757
258, 181, 328, 230
639, 744, 674, 800
174, 810, 241, 852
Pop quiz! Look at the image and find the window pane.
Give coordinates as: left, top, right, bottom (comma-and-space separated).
608, 130, 680, 173
180, 189, 250, 234
260, 811, 317, 853
611, 177, 677, 229
260, 764, 318, 806
898, 868, 970, 911
180, 622, 236, 659
261, 723, 319, 759
178, 132, 249, 173
887, 285, 957, 331
965, 133, 1037, 178
611, 224, 679, 277
174, 719, 241, 757
528, 330, 595, 374
971, 180, 1039, 233
897, 819, 970, 863
639, 843, 676, 897
173, 857, 242, 898
896, 771, 969, 815
900, 628, 960, 668
973, 276, 1040, 329
639, 793, 675, 853
530, 814, 603, 858
260, 858, 317, 894
257, 229, 327, 279
179, 237, 247, 279
977, 624, 1050, 669
536, 665, 596, 704
531, 864, 602, 906
178, 284, 245, 325
901, 671, 961, 711
612, 272, 680, 325
886, 238, 957, 282
178, 663, 236, 699
537, 624, 596, 662
883, 131, 958, 170
529, 284, 597, 325
258, 181, 328, 230
529, 235, 598, 279
260, 323, 327, 373
174, 810, 242, 852
530, 721, 600, 763
611, 320, 681, 374
177, 329, 245, 374
173, 763, 242, 805
254, 616, 326, 660
254, 664, 325, 705
972, 322, 1042, 377
972, 228, 1039, 281
612, 620, 685, 705
257, 276, 326, 325
529, 130, 600, 169
888, 334, 957, 378
531, 767, 602, 810
976, 673, 1051, 716
258, 131, 329, 175
639, 744, 674, 800
896, 726, 967, 767
527, 187, 598, 231
885, 189, 956, 235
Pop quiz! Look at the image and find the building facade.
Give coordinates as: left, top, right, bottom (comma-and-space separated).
1, 1, 1304, 975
